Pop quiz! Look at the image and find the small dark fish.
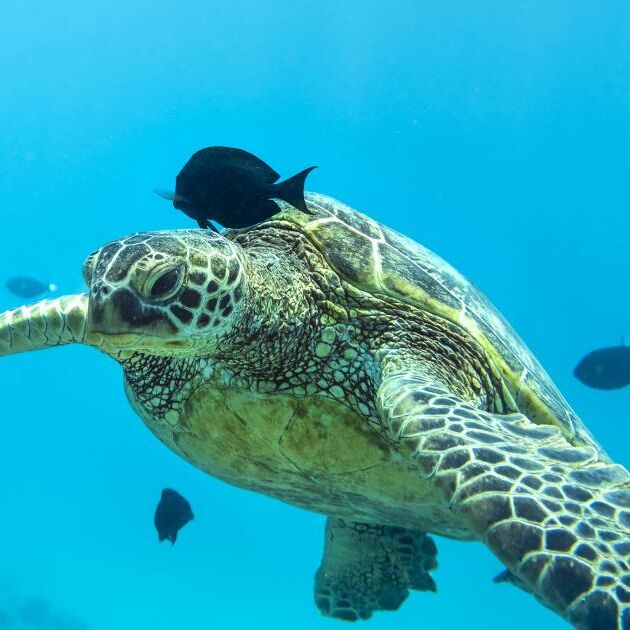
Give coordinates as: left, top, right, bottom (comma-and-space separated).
154, 488, 194, 544
493, 569, 531, 594
156, 146, 317, 230
574, 342, 630, 390
5, 276, 57, 299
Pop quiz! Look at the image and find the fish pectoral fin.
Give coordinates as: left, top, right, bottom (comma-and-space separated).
154, 189, 180, 202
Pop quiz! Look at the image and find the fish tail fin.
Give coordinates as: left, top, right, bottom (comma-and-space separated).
272, 166, 317, 214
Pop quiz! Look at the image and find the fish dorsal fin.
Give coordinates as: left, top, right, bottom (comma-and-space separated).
191, 146, 281, 183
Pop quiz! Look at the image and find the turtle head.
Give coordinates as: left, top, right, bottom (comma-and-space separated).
83, 230, 246, 355
0, 230, 247, 358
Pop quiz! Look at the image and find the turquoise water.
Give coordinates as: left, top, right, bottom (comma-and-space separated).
1, 1, 629, 628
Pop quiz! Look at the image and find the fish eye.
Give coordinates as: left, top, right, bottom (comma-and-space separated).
142, 266, 184, 302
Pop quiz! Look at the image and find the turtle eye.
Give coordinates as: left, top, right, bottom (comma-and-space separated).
143, 266, 184, 301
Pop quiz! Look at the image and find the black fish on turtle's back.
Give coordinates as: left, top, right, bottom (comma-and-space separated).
154, 488, 194, 544
157, 146, 317, 230
574, 342, 630, 390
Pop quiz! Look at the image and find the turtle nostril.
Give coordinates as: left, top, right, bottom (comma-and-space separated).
92, 285, 110, 298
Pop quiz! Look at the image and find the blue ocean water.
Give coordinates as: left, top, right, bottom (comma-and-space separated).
0, 1, 629, 628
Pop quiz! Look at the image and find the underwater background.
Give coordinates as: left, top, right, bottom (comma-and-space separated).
0, 1, 629, 628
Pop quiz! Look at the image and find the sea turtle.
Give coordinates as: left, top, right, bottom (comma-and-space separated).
1, 192, 630, 629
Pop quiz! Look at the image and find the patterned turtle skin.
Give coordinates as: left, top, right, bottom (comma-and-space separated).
0, 192, 629, 629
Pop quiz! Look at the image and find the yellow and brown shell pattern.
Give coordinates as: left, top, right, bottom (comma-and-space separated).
275, 192, 605, 460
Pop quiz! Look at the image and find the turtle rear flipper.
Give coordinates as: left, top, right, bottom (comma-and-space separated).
377, 360, 630, 629
314, 518, 437, 622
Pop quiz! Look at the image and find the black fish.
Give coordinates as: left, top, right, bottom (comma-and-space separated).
5, 276, 57, 299
154, 488, 194, 544
574, 341, 630, 390
156, 146, 316, 230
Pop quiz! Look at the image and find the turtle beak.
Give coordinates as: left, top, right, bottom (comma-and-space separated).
0, 294, 96, 356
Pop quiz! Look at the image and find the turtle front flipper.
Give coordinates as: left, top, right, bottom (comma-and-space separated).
377, 361, 630, 629
314, 517, 437, 622
0, 294, 88, 356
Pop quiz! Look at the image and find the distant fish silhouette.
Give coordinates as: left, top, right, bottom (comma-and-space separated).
493, 569, 531, 594
5, 276, 57, 299
574, 340, 630, 390
156, 146, 316, 230
154, 488, 194, 544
